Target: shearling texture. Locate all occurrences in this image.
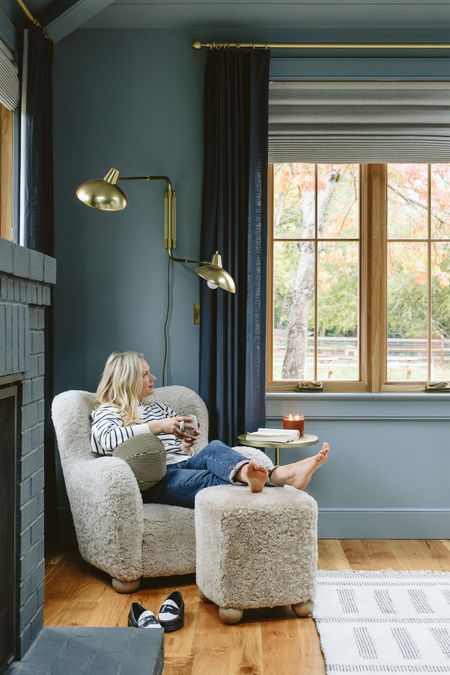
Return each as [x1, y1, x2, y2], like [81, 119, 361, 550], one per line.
[195, 485, 318, 609]
[52, 386, 207, 581]
[141, 503, 196, 576]
[231, 445, 274, 470]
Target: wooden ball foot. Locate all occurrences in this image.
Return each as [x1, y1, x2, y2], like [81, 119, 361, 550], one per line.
[111, 577, 140, 593]
[291, 600, 313, 617]
[218, 607, 243, 624]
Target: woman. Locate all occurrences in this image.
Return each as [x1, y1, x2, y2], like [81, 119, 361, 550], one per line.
[91, 351, 329, 508]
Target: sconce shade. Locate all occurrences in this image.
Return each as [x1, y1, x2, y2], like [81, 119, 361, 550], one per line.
[76, 168, 127, 211]
[196, 252, 236, 293]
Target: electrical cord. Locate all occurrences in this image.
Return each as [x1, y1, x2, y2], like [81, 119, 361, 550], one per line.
[162, 255, 173, 386]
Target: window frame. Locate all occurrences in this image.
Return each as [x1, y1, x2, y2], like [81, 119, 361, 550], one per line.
[267, 162, 448, 393]
[0, 103, 13, 241]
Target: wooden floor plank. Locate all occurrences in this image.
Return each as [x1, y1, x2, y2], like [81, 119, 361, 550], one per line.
[318, 540, 351, 570]
[386, 539, 450, 571]
[360, 540, 404, 570]
[44, 540, 450, 674]
[441, 539, 450, 554]
[190, 609, 242, 675]
[340, 539, 373, 569]
[163, 586, 200, 670]
[420, 540, 450, 571]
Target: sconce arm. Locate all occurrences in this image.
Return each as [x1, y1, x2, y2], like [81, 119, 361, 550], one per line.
[119, 175, 173, 191]
[76, 167, 235, 292]
[167, 248, 211, 266]
[119, 175, 176, 249]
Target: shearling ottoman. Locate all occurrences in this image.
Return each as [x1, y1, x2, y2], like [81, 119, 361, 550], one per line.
[195, 485, 318, 624]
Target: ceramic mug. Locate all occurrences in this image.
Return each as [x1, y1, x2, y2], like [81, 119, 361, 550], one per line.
[179, 414, 198, 436]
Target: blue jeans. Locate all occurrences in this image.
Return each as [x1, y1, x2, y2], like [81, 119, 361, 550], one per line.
[143, 440, 251, 508]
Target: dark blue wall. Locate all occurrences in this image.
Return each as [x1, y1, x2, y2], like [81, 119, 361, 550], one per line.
[53, 26, 449, 396]
[52, 27, 450, 537]
[53, 29, 205, 393]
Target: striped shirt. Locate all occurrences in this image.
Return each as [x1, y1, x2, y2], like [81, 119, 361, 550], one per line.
[90, 401, 190, 465]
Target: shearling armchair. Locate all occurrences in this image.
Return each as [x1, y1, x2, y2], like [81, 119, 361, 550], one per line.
[52, 386, 272, 592]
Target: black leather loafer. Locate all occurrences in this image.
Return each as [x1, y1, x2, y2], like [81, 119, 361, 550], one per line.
[158, 591, 184, 632]
[128, 602, 161, 628]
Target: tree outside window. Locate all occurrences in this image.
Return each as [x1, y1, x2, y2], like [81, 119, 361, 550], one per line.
[268, 162, 450, 391]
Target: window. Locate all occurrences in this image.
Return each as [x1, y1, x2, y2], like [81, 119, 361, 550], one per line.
[267, 163, 450, 392]
[0, 102, 13, 240]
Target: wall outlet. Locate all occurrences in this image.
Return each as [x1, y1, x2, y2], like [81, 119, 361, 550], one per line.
[193, 302, 200, 325]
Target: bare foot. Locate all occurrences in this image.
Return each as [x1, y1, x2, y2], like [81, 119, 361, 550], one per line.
[237, 460, 269, 493]
[270, 443, 329, 491]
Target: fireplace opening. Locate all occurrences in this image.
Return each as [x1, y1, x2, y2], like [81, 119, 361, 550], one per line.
[0, 381, 19, 670]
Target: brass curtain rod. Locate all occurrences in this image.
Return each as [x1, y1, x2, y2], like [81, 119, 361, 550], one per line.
[15, 0, 51, 40]
[192, 39, 450, 50]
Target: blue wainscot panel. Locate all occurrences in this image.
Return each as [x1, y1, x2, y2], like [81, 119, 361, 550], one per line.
[266, 393, 450, 539]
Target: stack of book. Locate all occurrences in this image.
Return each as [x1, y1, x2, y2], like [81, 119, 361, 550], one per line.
[245, 428, 300, 443]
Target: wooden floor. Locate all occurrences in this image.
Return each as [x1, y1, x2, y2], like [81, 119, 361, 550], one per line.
[45, 540, 450, 675]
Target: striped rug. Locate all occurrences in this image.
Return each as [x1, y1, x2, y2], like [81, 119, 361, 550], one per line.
[314, 570, 450, 674]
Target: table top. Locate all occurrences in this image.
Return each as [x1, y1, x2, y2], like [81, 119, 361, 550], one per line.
[237, 433, 319, 449]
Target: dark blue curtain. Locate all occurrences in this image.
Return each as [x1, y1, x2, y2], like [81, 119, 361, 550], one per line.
[22, 27, 57, 548]
[199, 49, 270, 445]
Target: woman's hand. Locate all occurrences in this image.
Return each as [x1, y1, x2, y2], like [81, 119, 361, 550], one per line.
[181, 435, 196, 455]
[148, 416, 200, 439]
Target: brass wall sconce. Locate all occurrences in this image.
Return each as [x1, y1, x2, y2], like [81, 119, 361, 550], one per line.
[76, 168, 236, 293]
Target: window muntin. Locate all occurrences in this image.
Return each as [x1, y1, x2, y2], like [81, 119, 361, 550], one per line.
[268, 162, 450, 391]
[431, 241, 450, 380]
[387, 164, 450, 384]
[270, 163, 361, 387]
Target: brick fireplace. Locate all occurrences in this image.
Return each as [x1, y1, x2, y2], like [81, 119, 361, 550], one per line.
[0, 239, 56, 665]
[0, 239, 163, 675]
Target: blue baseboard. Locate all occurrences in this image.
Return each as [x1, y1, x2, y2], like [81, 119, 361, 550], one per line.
[318, 508, 450, 539]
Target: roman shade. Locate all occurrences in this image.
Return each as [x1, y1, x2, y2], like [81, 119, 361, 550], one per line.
[269, 80, 450, 163]
[0, 39, 19, 110]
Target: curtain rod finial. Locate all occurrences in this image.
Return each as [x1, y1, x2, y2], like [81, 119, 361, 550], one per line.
[192, 39, 202, 50]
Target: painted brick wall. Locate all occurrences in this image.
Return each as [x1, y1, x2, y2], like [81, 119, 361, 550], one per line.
[0, 238, 56, 657]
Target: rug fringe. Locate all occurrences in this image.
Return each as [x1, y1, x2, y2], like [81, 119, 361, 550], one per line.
[318, 570, 450, 578]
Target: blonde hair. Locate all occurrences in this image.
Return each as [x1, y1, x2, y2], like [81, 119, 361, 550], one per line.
[95, 351, 145, 425]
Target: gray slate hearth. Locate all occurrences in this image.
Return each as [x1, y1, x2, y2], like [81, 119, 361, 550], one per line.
[0, 239, 56, 661]
[7, 628, 164, 675]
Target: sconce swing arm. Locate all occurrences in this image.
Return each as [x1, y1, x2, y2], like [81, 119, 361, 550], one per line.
[76, 168, 235, 292]
[119, 175, 209, 264]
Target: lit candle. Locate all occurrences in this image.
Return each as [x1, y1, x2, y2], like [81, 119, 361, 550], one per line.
[283, 413, 304, 436]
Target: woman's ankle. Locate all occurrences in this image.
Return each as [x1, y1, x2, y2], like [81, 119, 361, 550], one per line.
[232, 460, 251, 484]
[268, 466, 282, 486]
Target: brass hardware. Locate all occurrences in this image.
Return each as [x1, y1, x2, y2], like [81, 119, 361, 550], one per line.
[104, 168, 120, 185]
[76, 169, 236, 293]
[164, 191, 176, 250]
[15, 0, 51, 40]
[193, 302, 201, 325]
[196, 251, 236, 293]
[296, 381, 324, 392]
[76, 169, 127, 211]
[425, 381, 450, 392]
[193, 39, 450, 50]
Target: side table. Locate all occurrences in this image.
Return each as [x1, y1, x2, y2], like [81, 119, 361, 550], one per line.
[237, 433, 319, 465]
